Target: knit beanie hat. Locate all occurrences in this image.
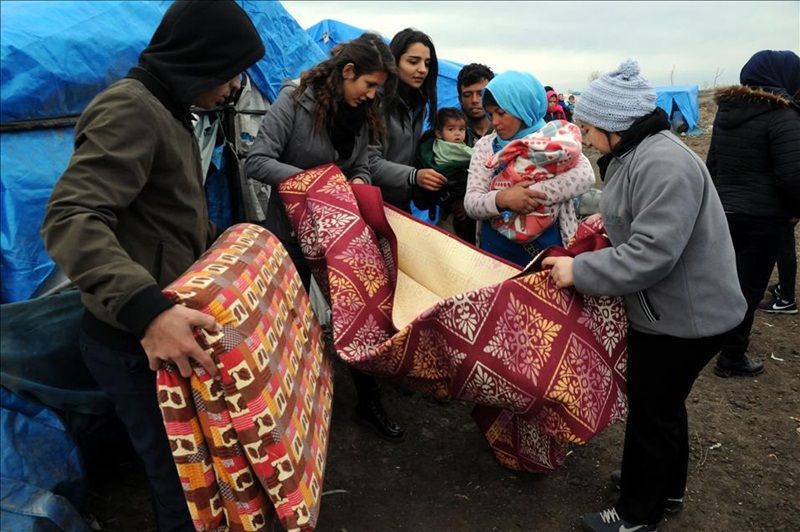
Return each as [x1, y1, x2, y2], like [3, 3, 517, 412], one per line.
[573, 59, 656, 132]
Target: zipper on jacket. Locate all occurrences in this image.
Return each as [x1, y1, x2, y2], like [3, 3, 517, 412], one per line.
[636, 290, 660, 322]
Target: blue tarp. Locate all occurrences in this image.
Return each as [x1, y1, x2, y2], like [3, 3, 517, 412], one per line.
[0, 0, 325, 303]
[655, 85, 702, 136]
[0, 388, 89, 531]
[0, 290, 112, 416]
[306, 19, 464, 111]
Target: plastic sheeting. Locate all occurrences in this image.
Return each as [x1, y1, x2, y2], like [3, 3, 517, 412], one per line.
[306, 19, 464, 111]
[656, 85, 702, 136]
[0, 290, 112, 416]
[0, 388, 89, 531]
[0, 0, 325, 303]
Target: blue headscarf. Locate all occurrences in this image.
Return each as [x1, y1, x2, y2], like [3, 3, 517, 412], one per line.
[482, 71, 547, 148]
[739, 50, 800, 97]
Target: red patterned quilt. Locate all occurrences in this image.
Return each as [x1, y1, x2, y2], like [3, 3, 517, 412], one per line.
[278, 164, 628, 473]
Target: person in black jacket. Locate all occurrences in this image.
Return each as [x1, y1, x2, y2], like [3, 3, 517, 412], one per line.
[706, 49, 800, 377]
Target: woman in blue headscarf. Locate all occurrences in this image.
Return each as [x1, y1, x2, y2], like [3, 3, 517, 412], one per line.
[463, 70, 595, 266]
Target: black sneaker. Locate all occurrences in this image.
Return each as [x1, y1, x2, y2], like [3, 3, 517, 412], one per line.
[767, 283, 781, 300]
[610, 470, 684, 514]
[581, 508, 658, 531]
[714, 355, 765, 377]
[664, 498, 685, 515]
[758, 297, 798, 315]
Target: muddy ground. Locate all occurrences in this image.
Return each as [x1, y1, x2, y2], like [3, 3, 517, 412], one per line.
[84, 91, 800, 531]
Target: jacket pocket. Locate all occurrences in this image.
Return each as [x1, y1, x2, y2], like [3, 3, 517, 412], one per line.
[636, 290, 660, 322]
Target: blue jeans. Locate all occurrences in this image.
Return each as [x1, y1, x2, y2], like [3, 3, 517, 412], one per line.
[79, 330, 193, 532]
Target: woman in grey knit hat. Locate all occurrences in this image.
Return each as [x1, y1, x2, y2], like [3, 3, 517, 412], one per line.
[543, 59, 746, 532]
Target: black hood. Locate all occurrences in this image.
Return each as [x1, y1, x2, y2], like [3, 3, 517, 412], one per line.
[137, 0, 265, 106]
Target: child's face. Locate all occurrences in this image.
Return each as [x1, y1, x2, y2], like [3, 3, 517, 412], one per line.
[436, 118, 466, 143]
[568, 95, 575, 103]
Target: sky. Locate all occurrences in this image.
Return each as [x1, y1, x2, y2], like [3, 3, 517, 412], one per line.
[279, 0, 800, 93]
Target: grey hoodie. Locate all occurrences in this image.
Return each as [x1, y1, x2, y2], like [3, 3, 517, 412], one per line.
[573, 131, 746, 338]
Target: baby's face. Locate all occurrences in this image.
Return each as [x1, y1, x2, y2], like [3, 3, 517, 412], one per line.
[437, 118, 467, 143]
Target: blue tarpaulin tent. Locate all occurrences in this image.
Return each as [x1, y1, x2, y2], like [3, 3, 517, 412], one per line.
[306, 19, 464, 111]
[655, 85, 702, 136]
[0, 0, 325, 303]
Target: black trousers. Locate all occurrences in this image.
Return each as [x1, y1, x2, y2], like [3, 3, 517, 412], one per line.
[80, 330, 193, 532]
[775, 221, 798, 301]
[720, 213, 787, 361]
[295, 263, 380, 400]
[616, 327, 723, 524]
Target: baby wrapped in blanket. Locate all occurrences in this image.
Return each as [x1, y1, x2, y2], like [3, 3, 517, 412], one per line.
[486, 120, 583, 244]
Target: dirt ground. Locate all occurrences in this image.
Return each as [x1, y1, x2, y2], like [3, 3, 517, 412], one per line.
[84, 92, 800, 531]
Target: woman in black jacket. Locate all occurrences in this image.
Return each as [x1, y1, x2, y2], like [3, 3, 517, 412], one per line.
[706, 49, 800, 377]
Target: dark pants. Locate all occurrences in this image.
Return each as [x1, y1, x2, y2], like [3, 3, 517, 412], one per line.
[616, 327, 723, 525]
[720, 213, 787, 361]
[452, 213, 477, 247]
[80, 330, 193, 532]
[775, 221, 798, 301]
[295, 264, 380, 401]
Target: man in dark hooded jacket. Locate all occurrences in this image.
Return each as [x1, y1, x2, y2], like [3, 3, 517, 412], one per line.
[706, 49, 800, 377]
[41, 1, 265, 529]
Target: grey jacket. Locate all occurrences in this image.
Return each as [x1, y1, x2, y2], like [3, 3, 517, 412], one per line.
[368, 98, 426, 208]
[573, 131, 746, 338]
[245, 80, 370, 263]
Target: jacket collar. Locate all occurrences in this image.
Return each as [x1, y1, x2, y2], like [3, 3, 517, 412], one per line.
[714, 85, 796, 109]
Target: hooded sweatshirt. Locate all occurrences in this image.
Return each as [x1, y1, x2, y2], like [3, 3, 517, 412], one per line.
[41, 0, 265, 351]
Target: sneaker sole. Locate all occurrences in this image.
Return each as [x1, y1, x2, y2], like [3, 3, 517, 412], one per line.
[713, 366, 765, 378]
[664, 502, 684, 515]
[758, 308, 798, 315]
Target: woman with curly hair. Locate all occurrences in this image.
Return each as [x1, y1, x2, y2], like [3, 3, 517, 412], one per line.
[245, 33, 406, 442]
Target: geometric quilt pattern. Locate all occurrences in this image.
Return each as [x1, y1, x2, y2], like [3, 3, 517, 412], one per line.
[278, 164, 627, 473]
[156, 224, 332, 531]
